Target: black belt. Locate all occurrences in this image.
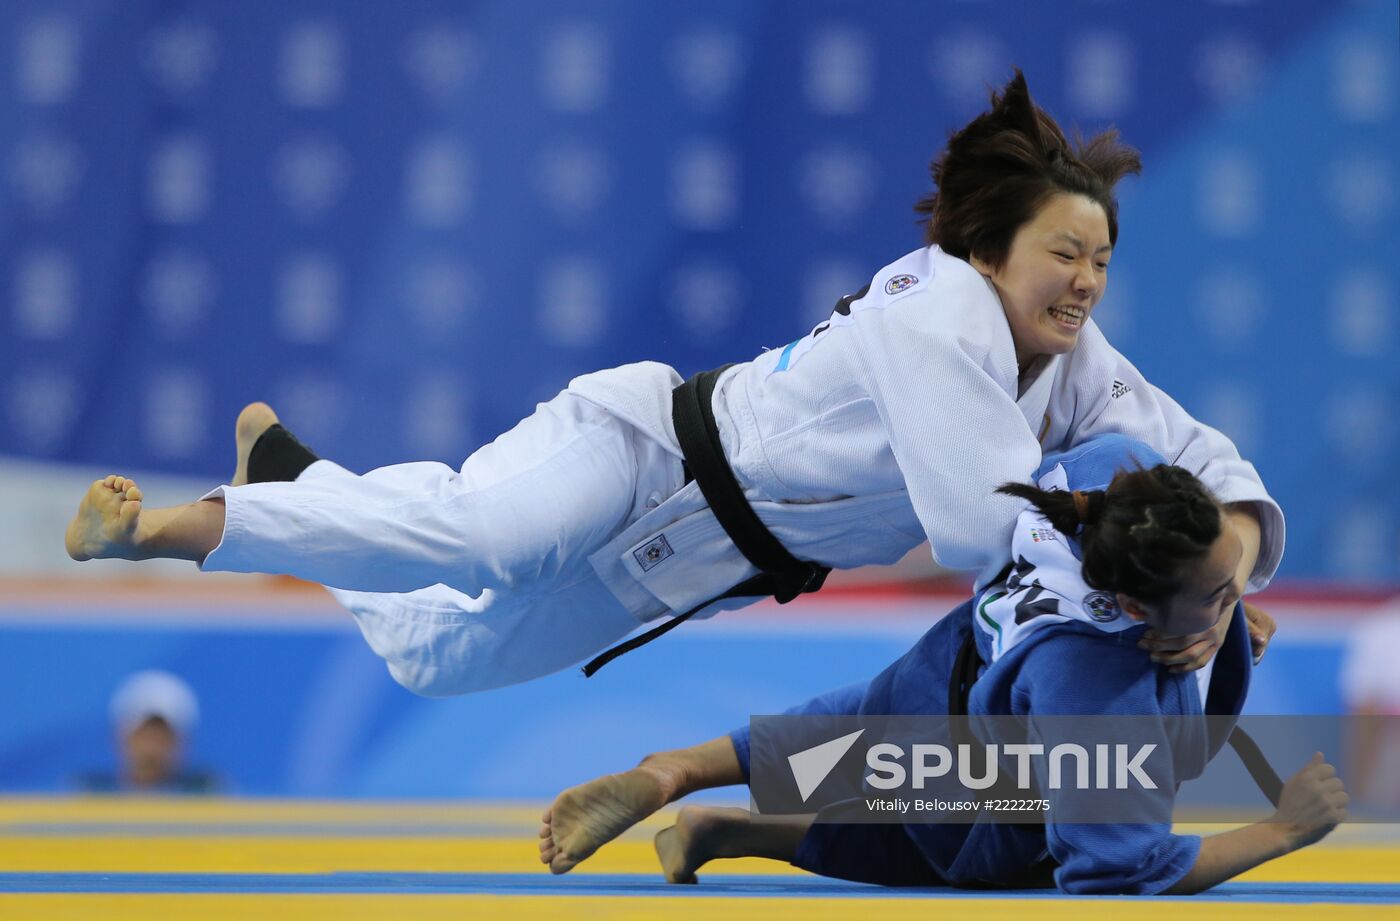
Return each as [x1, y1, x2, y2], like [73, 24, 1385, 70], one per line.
[582, 366, 831, 677]
[949, 630, 1284, 807]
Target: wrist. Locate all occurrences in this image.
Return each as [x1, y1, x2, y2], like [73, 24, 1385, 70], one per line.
[1262, 815, 1306, 855]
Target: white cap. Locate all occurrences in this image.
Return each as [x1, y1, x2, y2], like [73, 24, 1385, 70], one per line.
[109, 670, 200, 735]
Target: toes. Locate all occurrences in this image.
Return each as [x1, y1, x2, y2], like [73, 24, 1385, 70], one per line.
[550, 855, 577, 875]
[118, 490, 143, 531]
[98, 475, 139, 498]
[99, 477, 141, 501]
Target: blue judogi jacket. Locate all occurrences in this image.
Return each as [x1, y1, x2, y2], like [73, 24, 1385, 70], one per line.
[729, 435, 1254, 894]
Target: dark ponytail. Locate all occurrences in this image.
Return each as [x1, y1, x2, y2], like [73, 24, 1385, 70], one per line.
[997, 465, 1221, 604]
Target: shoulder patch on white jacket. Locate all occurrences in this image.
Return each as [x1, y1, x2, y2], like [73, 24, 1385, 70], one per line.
[858, 248, 932, 310]
[884, 273, 919, 295]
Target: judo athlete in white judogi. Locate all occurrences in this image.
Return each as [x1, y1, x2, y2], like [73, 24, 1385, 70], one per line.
[65, 72, 1283, 696]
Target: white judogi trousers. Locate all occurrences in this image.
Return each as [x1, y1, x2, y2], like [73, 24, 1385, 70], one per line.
[202, 388, 686, 695]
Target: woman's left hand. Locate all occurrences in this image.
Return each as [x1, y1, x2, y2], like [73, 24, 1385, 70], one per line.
[1242, 601, 1276, 665]
[1139, 600, 1277, 671]
[1140, 604, 1235, 674]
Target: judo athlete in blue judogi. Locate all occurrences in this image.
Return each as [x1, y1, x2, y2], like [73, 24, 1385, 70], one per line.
[540, 435, 1346, 895]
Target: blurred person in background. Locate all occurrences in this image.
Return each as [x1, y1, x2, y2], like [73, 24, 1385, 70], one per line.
[1341, 608, 1400, 812]
[77, 669, 219, 794]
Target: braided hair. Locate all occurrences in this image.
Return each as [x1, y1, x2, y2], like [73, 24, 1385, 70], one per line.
[997, 465, 1221, 604]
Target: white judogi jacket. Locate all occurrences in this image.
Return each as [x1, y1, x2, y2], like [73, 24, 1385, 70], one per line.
[571, 246, 1284, 624]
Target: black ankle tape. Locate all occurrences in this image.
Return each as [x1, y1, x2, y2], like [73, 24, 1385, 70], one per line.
[247, 424, 320, 483]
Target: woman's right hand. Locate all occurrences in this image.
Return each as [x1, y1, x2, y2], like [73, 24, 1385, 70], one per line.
[1272, 752, 1349, 850]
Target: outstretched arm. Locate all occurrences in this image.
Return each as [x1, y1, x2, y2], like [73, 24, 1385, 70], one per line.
[1165, 753, 1348, 894]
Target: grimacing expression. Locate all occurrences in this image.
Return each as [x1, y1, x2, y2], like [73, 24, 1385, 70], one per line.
[970, 193, 1112, 371]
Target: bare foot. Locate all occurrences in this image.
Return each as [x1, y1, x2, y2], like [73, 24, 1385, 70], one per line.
[232, 402, 280, 487]
[540, 759, 685, 875]
[65, 476, 145, 561]
[654, 805, 751, 884]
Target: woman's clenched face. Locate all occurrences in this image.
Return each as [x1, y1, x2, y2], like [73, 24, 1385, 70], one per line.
[971, 193, 1112, 373]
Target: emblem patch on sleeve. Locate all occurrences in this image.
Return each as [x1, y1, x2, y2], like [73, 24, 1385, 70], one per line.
[1083, 590, 1121, 623]
[633, 534, 674, 571]
[1111, 379, 1132, 399]
[884, 274, 918, 295]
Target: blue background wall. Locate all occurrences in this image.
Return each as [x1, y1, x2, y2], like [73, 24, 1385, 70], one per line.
[0, 0, 1395, 581]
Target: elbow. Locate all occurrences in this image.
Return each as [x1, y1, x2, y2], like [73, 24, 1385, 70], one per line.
[1160, 876, 1206, 896]
[1059, 871, 1191, 897]
[1054, 840, 1201, 896]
